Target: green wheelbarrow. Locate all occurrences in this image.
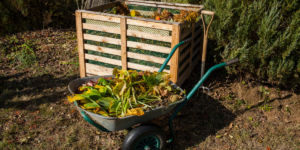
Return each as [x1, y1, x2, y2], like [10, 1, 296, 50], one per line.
[68, 37, 239, 150]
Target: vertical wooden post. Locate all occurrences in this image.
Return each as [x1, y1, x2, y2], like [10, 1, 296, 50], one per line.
[170, 25, 180, 83]
[189, 24, 195, 76]
[76, 11, 86, 78]
[120, 18, 128, 70]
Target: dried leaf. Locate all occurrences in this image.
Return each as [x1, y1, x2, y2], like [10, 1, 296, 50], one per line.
[126, 108, 145, 116]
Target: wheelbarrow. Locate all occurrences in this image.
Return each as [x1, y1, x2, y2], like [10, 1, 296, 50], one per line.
[68, 37, 239, 150]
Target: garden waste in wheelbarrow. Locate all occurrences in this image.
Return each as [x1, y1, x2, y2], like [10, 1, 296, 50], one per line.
[68, 36, 239, 150]
[68, 75, 186, 131]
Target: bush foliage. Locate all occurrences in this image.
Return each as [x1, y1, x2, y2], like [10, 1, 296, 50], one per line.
[201, 0, 300, 87]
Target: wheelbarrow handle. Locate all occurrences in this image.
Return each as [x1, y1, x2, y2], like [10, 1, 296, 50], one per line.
[167, 58, 239, 143]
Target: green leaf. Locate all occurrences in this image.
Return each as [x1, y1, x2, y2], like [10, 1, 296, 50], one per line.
[109, 100, 119, 113]
[97, 97, 115, 109]
[97, 78, 108, 85]
[113, 81, 127, 96]
[88, 89, 102, 100]
[98, 86, 107, 97]
[216, 135, 222, 138]
[84, 103, 100, 109]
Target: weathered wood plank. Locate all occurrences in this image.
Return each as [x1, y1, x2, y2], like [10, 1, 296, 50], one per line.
[127, 41, 171, 54]
[77, 10, 180, 25]
[176, 68, 189, 86]
[126, 19, 173, 30]
[179, 48, 190, 62]
[83, 23, 121, 34]
[127, 30, 172, 42]
[179, 59, 189, 73]
[76, 11, 86, 78]
[193, 37, 201, 49]
[84, 34, 121, 45]
[82, 13, 120, 23]
[84, 44, 121, 56]
[121, 18, 127, 70]
[170, 25, 180, 83]
[180, 27, 192, 40]
[85, 54, 122, 66]
[86, 63, 114, 75]
[188, 25, 195, 76]
[84, 44, 170, 65]
[128, 62, 170, 73]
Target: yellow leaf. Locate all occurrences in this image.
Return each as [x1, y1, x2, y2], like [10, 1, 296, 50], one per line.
[94, 85, 103, 89]
[126, 108, 145, 116]
[67, 95, 86, 103]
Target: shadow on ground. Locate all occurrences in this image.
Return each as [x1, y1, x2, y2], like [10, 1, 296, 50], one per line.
[0, 72, 79, 111]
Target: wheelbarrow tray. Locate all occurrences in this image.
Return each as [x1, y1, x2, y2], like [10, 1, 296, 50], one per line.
[68, 75, 186, 132]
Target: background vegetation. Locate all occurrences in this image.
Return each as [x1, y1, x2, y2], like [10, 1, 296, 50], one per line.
[1, 0, 299, 88]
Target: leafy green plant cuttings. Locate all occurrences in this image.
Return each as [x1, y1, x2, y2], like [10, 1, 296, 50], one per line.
[67, 68, 184, 118]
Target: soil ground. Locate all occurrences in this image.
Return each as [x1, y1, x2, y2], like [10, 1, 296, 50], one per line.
[0, 29, 299, 150]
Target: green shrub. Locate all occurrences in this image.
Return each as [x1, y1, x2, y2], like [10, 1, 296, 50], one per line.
[200, 0, 300, 87]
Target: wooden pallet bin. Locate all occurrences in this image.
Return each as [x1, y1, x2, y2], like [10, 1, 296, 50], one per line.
[76, 0, 203, 86]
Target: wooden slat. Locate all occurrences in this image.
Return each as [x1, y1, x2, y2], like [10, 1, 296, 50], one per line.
[127, 41, 171, 54]
[82, 13, 120, 23]
[188, 25, 195, 76]
[121, 18, 127, 70]
[84, 44, 170, 65]
[86, 63, 113, 75]
[84, 34, 121, 45]
[179, 42, 190, 53]
[83, 23, 172, 42]
[88, 1, 120, 11]
[76, 11, 86, 78]
[128, 62, 170, 73]
[84, 44, 121, 56]
[193, 37, 201, 49]
[127, 30, 172, 42]
[180, 48, 190, 62]
[86, 73, 96, 77]
[127, 52, 170, 65]
[179, 59, 189, 73]
[126, 19, 173, 30]
[170, 25, 180, 83]
[78, 10, 180, 26]
[176, 69, 189, 86]
[180, 28, 192, 40]
[84, 34, 171, 54]
[82, 23, 120, 34]
[85, 54, 122, 66]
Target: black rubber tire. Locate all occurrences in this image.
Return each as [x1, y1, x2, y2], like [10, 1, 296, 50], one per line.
[122, 125, 166, 150]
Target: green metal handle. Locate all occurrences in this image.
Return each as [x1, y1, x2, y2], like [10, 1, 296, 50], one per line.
[158, 38, 193, 72]
[75, 101, 110, 132]
[167, 58, 239, 142]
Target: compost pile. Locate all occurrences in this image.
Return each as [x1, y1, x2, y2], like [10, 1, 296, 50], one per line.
[103, 3, 200, 24]
[68, 68, 184, 117]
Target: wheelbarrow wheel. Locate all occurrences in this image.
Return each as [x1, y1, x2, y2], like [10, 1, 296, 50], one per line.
[122, 125, 166, 150]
